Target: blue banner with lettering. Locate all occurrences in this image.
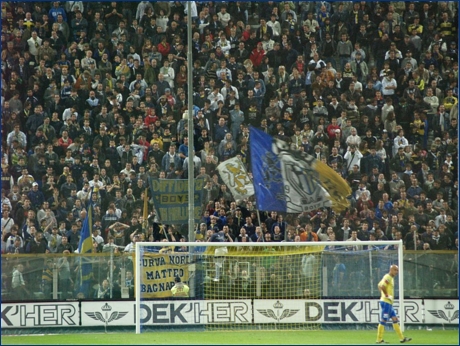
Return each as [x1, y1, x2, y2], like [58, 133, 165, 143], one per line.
[149, 179, 204, 224]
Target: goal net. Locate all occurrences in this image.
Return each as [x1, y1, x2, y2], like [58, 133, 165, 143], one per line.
[135, 240, 403, 333]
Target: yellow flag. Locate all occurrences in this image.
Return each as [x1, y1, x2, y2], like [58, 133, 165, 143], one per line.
[315, 161, 351, 212]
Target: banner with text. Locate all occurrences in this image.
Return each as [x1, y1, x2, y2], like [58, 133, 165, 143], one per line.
[149, 179, 204, 224]
[1, 302, 79, 328]
[139, 253, 190, 298]
[80, 300, 252, 326]
[136, 300, 252, 325]
[3, 299, 457, 328]
[253, 299, 459, 324]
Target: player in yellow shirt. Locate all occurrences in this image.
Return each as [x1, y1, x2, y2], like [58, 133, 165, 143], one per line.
[376, 265, 412, 344]
[171, 275, 189, 297]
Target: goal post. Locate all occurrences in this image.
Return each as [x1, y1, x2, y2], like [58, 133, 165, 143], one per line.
[135, 240, 404, 333]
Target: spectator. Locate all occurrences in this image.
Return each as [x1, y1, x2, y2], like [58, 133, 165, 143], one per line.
[28, 182, 45, 209]
[11, 264, 30, 300]
[26, 229, 48, 253]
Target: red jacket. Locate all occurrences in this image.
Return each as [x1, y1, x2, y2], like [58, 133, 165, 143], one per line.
[250, 48, 265, 68]
[144, 114, 158, 128]
[137, 138, 150, 162]
[157, 42, 170, 57]
[58, 137, 73, 151]
[326, 124, 340, 140]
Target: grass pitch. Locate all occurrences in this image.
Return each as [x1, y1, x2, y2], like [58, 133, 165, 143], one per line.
[1, 329, 458, 345]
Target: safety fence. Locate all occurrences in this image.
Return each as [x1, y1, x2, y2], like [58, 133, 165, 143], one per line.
[1, 250, 457, 302]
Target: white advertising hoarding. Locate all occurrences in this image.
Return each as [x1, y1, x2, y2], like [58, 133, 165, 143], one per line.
[80, 300, 252, 326]
[81, 301, 133, 327]
[1, 302, 79, 328]
[254, 299, 306, 323]
[253, 299, 459, 325]
[2, 299, 457, 328]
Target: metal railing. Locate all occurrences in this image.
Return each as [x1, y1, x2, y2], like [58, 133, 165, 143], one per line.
[1, 250, 457, 302]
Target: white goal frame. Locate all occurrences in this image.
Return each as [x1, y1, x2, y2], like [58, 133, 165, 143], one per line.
[135, 240, 404, 333]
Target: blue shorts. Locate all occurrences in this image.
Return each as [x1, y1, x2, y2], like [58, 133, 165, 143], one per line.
[379, 301, 397, 322]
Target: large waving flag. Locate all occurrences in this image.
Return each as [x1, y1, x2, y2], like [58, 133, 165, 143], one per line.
[77, 199, 93, 298]
[217, 157, 254, 200]
[249, 127, 350, 213]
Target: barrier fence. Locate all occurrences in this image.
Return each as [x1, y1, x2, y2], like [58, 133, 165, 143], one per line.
[2, 251, 135, 301]
[1, 250, 457, 302]
[1, 251, 458, 332]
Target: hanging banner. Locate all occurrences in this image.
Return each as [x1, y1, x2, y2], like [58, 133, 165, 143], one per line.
[139, 253, 190, 298]
[149, 179, 204, 224]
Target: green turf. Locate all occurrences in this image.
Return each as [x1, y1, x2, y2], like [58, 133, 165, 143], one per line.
[1, 330, 458, 345]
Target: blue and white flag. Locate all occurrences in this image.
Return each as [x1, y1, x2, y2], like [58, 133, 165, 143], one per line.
[250, 127, 336, 213]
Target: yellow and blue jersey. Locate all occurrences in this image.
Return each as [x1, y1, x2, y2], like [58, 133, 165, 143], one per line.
[379, 273, 394, 304]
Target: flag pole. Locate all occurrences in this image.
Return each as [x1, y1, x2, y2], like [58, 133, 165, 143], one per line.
[257, 210, 265, 242]
[244, 161, 263, 241]
[77, 187, 94, 298]
[142, 187, 149, 234]
[187, 0, 195, 243]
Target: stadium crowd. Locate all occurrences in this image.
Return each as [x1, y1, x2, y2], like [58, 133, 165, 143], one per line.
[1, 0, 459, 270]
